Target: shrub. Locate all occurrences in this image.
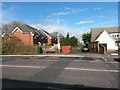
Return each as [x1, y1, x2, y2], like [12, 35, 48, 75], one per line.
[60, 36, 78, 47]
[2, 35, 23, 54]
[13, 45, 37, 55]
[2, 35, 37, 54]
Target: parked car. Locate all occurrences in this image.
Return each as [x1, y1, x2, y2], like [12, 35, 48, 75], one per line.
[82, 46, 89, 52]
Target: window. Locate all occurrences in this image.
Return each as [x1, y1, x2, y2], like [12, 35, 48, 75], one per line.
[112, 35, 114, 37]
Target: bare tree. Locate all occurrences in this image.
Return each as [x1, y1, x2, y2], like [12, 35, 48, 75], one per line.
[2, 21, 24, 33]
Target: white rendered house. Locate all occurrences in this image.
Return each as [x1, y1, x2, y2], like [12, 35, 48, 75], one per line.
[91, 27, 120, 51]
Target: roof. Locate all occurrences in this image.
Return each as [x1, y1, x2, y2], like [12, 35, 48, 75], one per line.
[96, 30, 116, 42]
[42, 29, 50, 35]
[2, 23, 47, 37]
[50, 32, 64, 38]
[91, 27, 120, 42]
[39, 29, 52, 38]
[25, 24, 42, 36]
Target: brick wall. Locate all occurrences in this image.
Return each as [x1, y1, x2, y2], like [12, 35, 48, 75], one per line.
[11, 29, 33, 46]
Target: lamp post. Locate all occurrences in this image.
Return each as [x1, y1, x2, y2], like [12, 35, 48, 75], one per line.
[57, 17, 60, 53]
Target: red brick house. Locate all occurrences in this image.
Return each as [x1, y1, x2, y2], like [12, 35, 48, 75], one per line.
[2, 24, 54, 46]
[39, 29, 52, 45]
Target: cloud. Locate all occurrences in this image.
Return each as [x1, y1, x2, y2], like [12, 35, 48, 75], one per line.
[47, 15, 52, 19]
[91, 15, 104, 19]
[93, 7, 102, 10]
[64, 7, 71, 10]
[53, 7, 87, 16]
[64, 7, 87, 11]
[46, 18, 58, 22]
[47, 18, 64, 23]
[31, 23, 88, 42]
[64, 7, 87, 13]
[76, 20, 95, 24]
[53, 11, 70, 16]
[35, 18, 64, 27]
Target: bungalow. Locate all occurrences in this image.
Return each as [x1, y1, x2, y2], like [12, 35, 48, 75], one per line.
[91, 27, 120, 51]
[2, 24, 54, 46]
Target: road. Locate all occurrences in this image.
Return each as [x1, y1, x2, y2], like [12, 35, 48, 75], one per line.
[1, 55, 119, 89]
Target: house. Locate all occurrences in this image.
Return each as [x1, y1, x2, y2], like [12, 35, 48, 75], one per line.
[91, 27, 120, 51]
[50, 32, 64, 44]
[2, 23, 54, 46]
[39, 29, 52, 45]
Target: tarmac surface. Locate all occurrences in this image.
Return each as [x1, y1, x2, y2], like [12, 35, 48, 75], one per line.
[1, 53, 119, 89]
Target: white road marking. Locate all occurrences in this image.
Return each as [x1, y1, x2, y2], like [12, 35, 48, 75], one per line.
[106, 62, 118, 64]
[0, 65, 46, 69]
[34, 60, 58, 61]
[111, 53, 118, 56]
[42, 60, 59, 61]
[74, 60, 118, 64]
[102, 57, 107, 61]
[65, 68, 119, 73]
[74, 60, 100, 62]
[1, 65, 119, 73]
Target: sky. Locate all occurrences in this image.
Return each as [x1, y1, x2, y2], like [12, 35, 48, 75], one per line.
[2, 2, 118, 42]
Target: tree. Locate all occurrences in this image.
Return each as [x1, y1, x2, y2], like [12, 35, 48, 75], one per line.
[66, 32, 69, 38]
[70, 36, 78, 47]
[2, 35, 22, 53]
[60, 33, 78, 47]
[2, 21, 23, 33]
[82, 32, 91, 46]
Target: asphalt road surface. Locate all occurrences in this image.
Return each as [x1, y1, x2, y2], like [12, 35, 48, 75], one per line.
[1, 55, 119, 89]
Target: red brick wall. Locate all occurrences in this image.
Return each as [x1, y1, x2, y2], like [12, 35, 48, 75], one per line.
[11, 30, 33, 46]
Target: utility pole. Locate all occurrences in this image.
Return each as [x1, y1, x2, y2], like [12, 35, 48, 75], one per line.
[57, 17, 60, 53]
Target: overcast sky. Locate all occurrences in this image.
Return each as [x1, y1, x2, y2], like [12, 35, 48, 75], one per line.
[2, 2, 118, 41]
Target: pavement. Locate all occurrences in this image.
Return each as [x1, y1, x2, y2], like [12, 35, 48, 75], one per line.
[1, 53, 119, 89]
[0, 52, 103, 58]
